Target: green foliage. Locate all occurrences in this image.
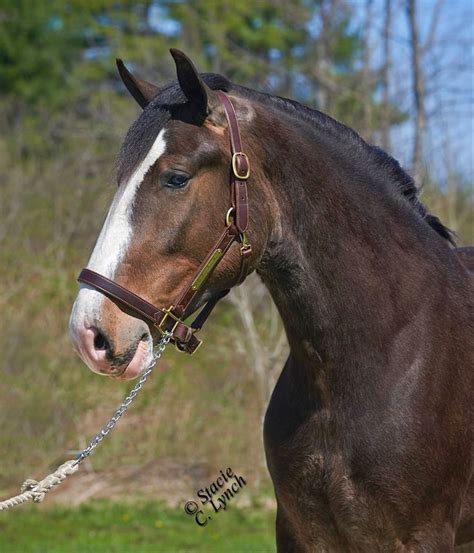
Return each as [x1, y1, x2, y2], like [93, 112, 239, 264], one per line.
[0, 1, 166, 109]
[0, 500, 276, 552]
[0, 1, 84, 107]
[0, 0, 403, 133]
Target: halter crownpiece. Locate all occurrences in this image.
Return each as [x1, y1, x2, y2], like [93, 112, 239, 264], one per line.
[78, 91, 252, 354]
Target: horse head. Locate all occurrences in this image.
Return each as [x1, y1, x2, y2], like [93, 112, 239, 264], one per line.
[69, 50, 274, 379]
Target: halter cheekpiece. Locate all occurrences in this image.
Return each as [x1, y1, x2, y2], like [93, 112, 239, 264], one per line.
[78, 91, 251, 354]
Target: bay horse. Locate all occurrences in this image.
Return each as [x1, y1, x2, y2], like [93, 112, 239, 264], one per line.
[69, 50, 473, 551]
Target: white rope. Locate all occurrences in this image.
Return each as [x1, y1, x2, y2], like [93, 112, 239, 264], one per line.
[0, 460, 79, 511]
[0, 332, 171, 511]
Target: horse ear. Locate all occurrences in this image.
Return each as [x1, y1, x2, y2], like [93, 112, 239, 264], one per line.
[116, 59, 159, 109]
[170, 48, 217, 115]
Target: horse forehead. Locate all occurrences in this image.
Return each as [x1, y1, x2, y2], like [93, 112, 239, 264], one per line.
[165, 119, 219, 152]
[118, 103, 171, 182]
[119, 107, 228, 186]
[149, 124, 227, 173]
[118, 126, 169, 187]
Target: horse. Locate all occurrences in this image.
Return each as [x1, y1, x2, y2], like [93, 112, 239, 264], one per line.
[69, 50, 473, 552]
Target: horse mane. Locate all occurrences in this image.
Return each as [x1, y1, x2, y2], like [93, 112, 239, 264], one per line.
[199, 73, 454, 245]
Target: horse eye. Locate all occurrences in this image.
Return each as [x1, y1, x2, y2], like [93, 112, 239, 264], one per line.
[164, 172, 190, 189]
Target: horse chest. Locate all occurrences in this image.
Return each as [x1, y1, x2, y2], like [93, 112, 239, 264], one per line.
[268, 433, 406, 551]
[264, 393, 399, 550]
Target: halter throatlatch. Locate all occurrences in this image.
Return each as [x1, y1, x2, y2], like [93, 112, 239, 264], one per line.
[78, 91, 252, 354]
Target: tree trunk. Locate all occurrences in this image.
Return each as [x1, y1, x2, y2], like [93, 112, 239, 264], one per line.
[406, 0, 426, 183]
[314, 0, 334, 111]
[381, 0, 392, 152]
[361, 0, 374, 139]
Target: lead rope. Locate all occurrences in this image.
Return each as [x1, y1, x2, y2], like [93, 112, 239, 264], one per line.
[0, 332, 172, 511]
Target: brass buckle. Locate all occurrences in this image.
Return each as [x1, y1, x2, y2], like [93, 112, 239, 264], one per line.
[154, 306, 181, 336]
[232, 152, 250, 179]
[155, 306, 203, 355]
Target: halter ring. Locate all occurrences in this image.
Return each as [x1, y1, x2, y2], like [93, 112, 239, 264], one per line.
[226, 207, 235, 227]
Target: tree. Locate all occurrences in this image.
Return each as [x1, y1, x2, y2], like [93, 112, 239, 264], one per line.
[0, 1, 91, 108]
[380, 0, 392, 151]
[406, 0, 426, 183]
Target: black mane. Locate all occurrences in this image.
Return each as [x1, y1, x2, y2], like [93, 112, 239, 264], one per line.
[119, 72, 454, 244]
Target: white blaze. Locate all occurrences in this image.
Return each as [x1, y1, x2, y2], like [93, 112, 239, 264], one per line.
[70, 129, 167, 326]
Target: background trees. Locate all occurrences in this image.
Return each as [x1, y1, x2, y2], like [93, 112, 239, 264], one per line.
[0, 0, 472, 497]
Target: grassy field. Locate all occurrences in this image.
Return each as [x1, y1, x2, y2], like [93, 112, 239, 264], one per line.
[0, 500, 276, 553]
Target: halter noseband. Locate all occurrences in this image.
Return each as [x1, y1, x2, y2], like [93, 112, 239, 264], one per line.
[78, 91, 252, 354]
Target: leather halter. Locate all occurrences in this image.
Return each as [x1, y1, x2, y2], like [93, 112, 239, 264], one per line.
[78, 91, 252, 354]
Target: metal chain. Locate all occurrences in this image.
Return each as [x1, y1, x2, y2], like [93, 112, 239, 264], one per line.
[73, 332, 172, 466]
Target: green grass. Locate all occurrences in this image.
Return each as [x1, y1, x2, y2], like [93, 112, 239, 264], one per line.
[0, 500, 276, 553]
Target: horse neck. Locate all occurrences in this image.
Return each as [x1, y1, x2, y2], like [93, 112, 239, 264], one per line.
[255, 110, 457, 398]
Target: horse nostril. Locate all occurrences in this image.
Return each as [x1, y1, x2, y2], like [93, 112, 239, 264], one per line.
[93, 329, 110, 352]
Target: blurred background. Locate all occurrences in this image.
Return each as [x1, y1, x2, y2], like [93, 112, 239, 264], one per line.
[0, 0, 472, 550]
